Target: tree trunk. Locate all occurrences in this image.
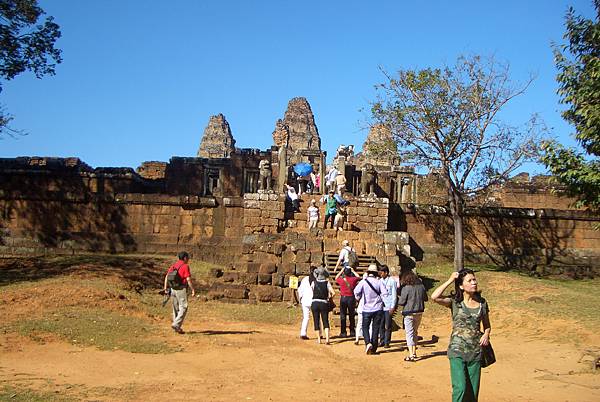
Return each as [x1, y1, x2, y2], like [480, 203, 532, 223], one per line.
[447, 186, 465, 272]
[444, 166, 465, 271]
[452, 210, 465, 271]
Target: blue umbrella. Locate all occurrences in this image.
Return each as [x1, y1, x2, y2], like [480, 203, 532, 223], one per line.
[293, 162, 313, 176]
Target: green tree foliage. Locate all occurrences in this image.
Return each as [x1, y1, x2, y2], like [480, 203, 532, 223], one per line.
[371, 55, 544, 270]
[0, 0, 62, 136]
[542, 1, 600, 210]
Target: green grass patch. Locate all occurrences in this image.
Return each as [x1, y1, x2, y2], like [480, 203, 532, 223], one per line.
[11, 307, 180, 354]
[416, 261, 600, 330]
[203, 301, 302, 326]
[188, 259, 223, 279]
[0, 385, 74, 402]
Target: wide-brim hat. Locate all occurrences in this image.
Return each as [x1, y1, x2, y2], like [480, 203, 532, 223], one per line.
[314, 266, 330, 280]
[366, 264, 378, 273]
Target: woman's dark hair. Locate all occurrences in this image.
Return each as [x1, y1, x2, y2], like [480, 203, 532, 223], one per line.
[308, 266, 317, 284]
[400, 270, 419, 286]
[177, 251, 189, 261]
[452, 268, 482, 303]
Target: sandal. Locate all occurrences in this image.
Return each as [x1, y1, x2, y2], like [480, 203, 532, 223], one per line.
[404, 355, 416, 362]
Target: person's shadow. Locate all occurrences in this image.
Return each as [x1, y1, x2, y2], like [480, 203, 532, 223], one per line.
[186, 330, 260, 336]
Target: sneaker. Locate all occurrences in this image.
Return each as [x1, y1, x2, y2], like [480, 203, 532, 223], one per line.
[354, 339, 359, 345]
[384, 344, 390, 349]
[338, 333, 347, 338]
[300, 335, 309, 340]
[171, 325, 184, 334]
[365, 343, 373, 355]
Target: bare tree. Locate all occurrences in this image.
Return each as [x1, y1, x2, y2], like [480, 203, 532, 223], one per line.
[371, 55, 545, 271]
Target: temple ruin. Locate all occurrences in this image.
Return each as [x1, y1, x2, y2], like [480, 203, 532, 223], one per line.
[0, 97, 599, 302]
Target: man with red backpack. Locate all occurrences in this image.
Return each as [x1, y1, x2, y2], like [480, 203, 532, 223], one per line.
[163, 251, 196, 334]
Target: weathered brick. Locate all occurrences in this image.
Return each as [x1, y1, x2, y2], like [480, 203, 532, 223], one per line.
[288, 239, 306, 251]
[259, 262, 278, 274]
[255, 251, 280, 263]
[305, 239, 323, 252]
[296, 250, 310, 263]
[271, 273, 285, 287]
[240, 273, 258, 285]
[245, 262, 261, 273]
[222, 272, 238, 283]
[282, 287, 295, 302]
[310, 252, 324, 265]
[255, 285, 283, 302]
[282, 250, 296, 263]
[223, 285, 248, 299]
[295, 262, 311, 275]
[279, 262, 296, 275]
[258, 273, 272, 285]
[372, 216, 387, 223]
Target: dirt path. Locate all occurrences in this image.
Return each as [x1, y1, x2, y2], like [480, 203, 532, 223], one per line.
[2, 311, 599, 401]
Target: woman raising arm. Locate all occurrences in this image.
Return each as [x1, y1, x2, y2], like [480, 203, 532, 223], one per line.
[431, 269, 491, 402]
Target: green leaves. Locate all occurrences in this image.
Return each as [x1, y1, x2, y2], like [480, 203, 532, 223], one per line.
[544, 1, 600, 210]
[0, 0, 62, 134]
[371, 55, 542, 195]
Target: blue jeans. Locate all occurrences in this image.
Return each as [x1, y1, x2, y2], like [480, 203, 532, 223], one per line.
[379, 310, 392, 346]
[362, 310, 383, 353]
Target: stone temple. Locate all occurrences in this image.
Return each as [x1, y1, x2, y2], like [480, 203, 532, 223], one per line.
[0, 97, 598, 302]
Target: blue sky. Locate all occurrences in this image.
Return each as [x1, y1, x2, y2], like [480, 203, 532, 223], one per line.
[1, 0, 596, 171]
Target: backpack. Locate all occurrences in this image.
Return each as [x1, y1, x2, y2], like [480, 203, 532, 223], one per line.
[347, 248, 359, 268]
[167, 262, 185, 289]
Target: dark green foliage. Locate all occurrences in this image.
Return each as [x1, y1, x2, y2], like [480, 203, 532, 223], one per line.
[542, 1, 600, 210]
[0, 0, 62, 134]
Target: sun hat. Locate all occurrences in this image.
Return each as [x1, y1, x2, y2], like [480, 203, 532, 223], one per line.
[367, 264, 378, 273]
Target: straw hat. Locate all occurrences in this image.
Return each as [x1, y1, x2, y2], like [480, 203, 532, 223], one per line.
[366, 264, 378, 273]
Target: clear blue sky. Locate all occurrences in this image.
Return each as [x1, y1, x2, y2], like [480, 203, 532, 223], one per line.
[1, 0, 596, 171]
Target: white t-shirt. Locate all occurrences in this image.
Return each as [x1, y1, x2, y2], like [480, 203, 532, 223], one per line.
[338, 246, 352, 263]
[308, 205, 319, 220]
[287, 189, 298, 201]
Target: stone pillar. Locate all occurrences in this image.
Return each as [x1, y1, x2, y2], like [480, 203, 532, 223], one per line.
[278, 147, 287, 191]
[319, 153, 326, 194]
[336, 156, 346, 175]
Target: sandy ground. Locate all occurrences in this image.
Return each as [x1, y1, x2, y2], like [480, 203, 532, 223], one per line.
[2, 304, 600, 401]
[1, 259, 599, 401]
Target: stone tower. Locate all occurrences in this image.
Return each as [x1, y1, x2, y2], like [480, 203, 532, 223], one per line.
[359, 124, 400, 168]
[197, 114, 236, 158]
[272, 97, 321, 153]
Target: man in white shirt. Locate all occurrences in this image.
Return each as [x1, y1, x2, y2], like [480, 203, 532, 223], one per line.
[285, 184, 300, 212]
[326, 167, 339, 193]
[334, 239, 352, 273]
[297, 266, 316, 339]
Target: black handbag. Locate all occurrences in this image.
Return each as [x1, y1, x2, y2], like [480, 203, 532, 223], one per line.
[481, 342, 496, 368]
[327, 297, 336, 312]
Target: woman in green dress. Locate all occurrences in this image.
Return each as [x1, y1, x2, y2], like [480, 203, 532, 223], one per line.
[432, 269, 491, 402]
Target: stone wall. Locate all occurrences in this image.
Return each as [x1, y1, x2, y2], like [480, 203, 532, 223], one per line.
[400, 204, 600, 277]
